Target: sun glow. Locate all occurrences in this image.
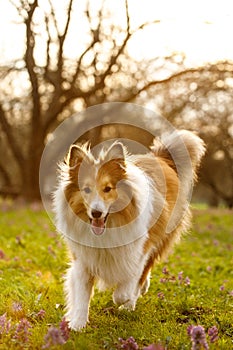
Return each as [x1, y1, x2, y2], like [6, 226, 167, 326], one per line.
[126, 0, 233, 65]
[0, 0, 233, 65]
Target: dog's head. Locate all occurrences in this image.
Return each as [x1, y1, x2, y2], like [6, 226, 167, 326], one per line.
[64, 142, 133, 235]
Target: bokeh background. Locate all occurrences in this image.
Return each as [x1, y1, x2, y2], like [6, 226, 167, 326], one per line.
[0, 0, 232, 207]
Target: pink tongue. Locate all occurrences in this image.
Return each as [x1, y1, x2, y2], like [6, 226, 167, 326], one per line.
[91, 218, 105, 235]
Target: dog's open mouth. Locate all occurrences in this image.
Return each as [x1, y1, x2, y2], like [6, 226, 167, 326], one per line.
[90, 215, 108, 235]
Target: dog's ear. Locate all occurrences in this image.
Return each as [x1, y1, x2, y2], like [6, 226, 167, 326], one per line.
[66, 145, 86, 168]
[104, 142, 126, 163]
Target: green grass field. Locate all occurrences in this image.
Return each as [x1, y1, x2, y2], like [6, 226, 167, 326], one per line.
[0, 206, 232, 349]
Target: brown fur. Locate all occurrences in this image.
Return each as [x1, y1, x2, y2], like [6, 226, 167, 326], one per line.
[54, 131, 205, 330]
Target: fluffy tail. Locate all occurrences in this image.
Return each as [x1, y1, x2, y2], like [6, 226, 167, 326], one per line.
[151, 129, 206, 182]
[151, 130, 206, 233]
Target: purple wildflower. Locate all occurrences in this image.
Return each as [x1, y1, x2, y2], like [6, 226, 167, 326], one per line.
[13, 318, 32, 344]
[178, 271, 183, 281]
[36, 309, 46, 319]
[0, 313, 11, 334]
[184, 276, 191, 286]
[59, 317, 70, 341]
[208, 326, 218, 343]
[117, 336, 139, 349]
[43, 326, 66, 349]
[162, 267, 169, 275]
[157, 292, 165, 299]
[12, 301, 23, 313]
[159, 278, 167, 283]
[187, 325, 209, 350]
[219, 285, 225, 291]
[187, 325, 193, 337]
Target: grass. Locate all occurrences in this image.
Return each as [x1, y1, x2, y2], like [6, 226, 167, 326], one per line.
[0, 205, 232, 349]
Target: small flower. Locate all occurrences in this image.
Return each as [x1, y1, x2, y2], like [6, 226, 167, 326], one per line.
[178, 271, 183, 281]
[187, 325, 209, 350]
[162, 267, 169, 275]
[159, 278, 167, 283]
[42, 326, 66, 349]
[219, 285, 225, 291]
[187, 325, 194, 337]
[208, 326, 218, 343]
[157, 292, 165, 299]
[0, 313, 11, 335]
[12, 301, 23, 313]
[117, 336, 139, 349]
[184, 276, 191, 286]
[13, 318, 32, 344]
[36, 309, 46, 319]
[59, 318, 70, 341]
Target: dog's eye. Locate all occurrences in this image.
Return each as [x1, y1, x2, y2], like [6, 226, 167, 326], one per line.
[83, 187, 91, 194]
[103, 186, 112, 193]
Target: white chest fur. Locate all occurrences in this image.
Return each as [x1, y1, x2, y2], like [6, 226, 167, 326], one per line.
[67, 236, 148, 289]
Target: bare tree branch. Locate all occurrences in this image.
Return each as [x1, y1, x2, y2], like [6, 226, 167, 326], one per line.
[70, 0, 104, 87]
[57, 0, 73, 70]
[123, 68, 201, 102]
[44, 15, 52, 74]
[47, 0, 60, 36]
[125, 0, 130, 34]
[24, 0, 41, 127]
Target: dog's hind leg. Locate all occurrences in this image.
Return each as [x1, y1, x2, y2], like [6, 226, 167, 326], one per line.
[139, 251, 157, 295]
[140, 271, 151, 295]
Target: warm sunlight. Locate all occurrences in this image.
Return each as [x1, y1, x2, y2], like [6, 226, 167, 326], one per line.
[126, 0, 233, 65]
[0, 0, 233, 65]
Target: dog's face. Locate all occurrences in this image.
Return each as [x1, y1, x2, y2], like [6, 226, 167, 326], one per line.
[66, 142, 131, 235]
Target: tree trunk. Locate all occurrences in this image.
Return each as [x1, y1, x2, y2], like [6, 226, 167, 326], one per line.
[22, 158, 41, 201]
[21, 130, 44, 202]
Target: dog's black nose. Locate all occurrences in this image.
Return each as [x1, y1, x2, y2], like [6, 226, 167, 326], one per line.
[91, 210, 102, 219]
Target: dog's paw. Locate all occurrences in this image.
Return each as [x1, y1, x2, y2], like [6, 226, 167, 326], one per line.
[113, 287, 139, 310]
[113, 292, 136, 310]
[65, 314, 88, 331]
[68, 318, 88, 331]
[118, 299, 136, 311]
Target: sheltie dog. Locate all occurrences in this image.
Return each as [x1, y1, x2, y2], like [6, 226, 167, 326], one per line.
[53, 130, 205, 330]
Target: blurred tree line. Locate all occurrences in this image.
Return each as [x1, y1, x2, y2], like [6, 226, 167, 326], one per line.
[0, 0, 232, 207]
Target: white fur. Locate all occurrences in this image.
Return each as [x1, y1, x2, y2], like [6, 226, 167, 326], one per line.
[53, 132, 204, 330]
[53, 161, 157, 330]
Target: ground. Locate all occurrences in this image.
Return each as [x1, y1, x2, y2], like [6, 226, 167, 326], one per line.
[0, 203, 232, 349]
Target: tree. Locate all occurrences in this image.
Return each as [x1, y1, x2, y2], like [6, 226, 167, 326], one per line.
[0, 0, 177, 201]
[1, 1, 232, 206]
[140, 61, 233, 207]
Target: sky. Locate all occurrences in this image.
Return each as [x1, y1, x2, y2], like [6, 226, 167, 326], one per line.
[0, 0, 233, 66]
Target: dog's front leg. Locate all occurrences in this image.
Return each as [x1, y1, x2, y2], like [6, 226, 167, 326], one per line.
[64, 260, 94, 331]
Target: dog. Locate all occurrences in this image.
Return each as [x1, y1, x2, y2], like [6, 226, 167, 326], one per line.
[53, 129, 205, 330]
